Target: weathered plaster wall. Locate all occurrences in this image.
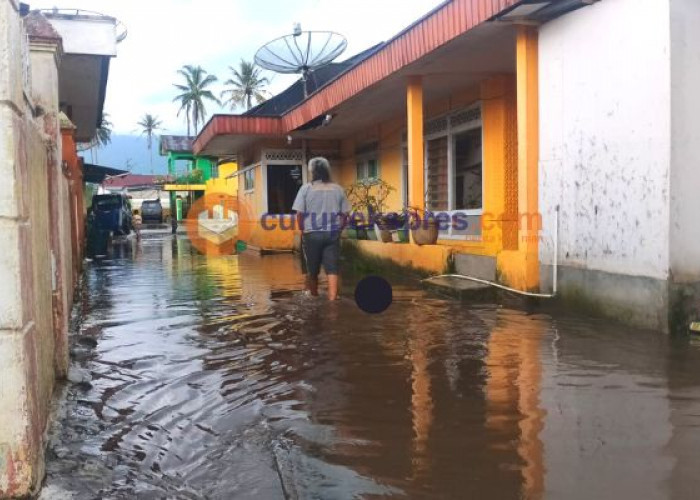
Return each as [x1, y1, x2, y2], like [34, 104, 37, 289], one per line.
[669, 0, 700, 282]
[1, 2, 76, 495]
[1, 1, 55, 495]
[29, 32, 72, 378]
[538, 0, 672, 281]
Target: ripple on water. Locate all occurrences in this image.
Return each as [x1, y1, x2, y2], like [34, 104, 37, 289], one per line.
[42, 237, 700, 499]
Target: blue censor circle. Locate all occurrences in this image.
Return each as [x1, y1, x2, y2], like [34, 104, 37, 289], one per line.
[354, 275, 393, 314]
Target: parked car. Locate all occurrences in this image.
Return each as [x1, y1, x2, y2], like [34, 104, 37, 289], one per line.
[91, 194, 133, 236]
[141, 199, 163, 224]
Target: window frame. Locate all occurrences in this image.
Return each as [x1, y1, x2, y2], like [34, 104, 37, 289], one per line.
[356, 154, 380, 183]
[261, 149, 305, 215]
[241, 166, 256, 193]
[423, 102, 484, 240]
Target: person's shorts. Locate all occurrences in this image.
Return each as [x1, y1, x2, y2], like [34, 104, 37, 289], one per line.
[301, 231, 341, 277]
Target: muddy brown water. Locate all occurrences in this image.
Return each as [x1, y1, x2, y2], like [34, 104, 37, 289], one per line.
[42, 236, 700, 499]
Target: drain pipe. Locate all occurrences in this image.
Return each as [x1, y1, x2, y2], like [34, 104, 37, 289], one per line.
[422, 206, 560, 299]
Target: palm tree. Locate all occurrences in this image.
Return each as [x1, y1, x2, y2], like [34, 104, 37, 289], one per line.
[91, 113, 112, 163]
[137, 113, 163, 173]
[173, 65, 220, 136]
[221, 60, 270, 111]
[95, 113, 112, 147]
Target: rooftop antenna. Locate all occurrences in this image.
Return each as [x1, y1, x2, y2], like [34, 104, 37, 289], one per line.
[254, 23, 347, 98]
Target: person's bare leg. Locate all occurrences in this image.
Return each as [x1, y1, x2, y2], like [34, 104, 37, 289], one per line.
[327, 274, 339, 301]
[307, 276, 319, 296]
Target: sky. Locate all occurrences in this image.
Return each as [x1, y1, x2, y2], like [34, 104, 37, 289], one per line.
[31, 0, 445, 136]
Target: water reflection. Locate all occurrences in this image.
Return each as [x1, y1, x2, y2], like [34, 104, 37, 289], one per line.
[42, 236, 700, 499]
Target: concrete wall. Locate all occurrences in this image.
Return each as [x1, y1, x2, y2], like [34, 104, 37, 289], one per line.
[668, 0, 700, 330]
[669, 0, 700, 282]
[29, 34, 73, 378]
[1, 1, 54, 495]
[0, 2, 78, 495]
[538, 0, 672, 281]
[537, 0, 683, 330]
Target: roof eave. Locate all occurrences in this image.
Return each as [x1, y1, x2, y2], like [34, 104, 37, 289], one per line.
[193, 115, 284, 155]
[194, 0, 521, 155]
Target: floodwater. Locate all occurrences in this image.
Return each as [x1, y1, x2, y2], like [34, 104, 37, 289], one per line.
[42, 235, 700, 499]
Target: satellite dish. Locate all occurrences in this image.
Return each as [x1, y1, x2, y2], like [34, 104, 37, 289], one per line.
[255, 24, 348, 97]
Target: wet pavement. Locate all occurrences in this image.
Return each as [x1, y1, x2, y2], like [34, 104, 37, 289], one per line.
[41, 235, 700, 499]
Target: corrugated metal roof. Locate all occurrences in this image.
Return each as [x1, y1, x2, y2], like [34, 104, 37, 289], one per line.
[83, 163, 127, 184]
[102, 174, 161, 189]
[194, 0, 520, 155]
[160, 135, 194, 155]
[244, 43, 385, 117]
[282, 0, 520, 131]
[194, 116, 284, 155]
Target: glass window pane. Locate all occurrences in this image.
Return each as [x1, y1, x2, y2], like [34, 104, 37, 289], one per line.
[453, 128, 482, 210]
[367, 158, 378, 179]
[356, 161, 365, 180]
[244, 170, 254, 190]
[427, 137, 448, 211]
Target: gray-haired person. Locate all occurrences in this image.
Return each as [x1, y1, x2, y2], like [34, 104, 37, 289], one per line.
[292, 157, 351, 300]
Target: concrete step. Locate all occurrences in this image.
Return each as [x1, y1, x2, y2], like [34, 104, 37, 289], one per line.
[421, 276, 496, 302]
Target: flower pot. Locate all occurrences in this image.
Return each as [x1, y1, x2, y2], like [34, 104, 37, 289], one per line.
[411, 218, 439, 245]
[374, 224, 393, 243]
[391, 228, 409, 243]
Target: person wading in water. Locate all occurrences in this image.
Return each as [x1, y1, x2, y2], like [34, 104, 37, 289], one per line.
[293, 157, 351, 300]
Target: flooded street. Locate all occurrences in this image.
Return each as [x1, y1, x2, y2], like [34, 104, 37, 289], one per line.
[42, 235, 700, 499]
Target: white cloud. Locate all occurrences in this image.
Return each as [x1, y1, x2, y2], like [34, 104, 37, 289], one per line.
[31, 0, 444, 134]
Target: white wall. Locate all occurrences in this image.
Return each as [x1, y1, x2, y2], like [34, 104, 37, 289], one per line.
[670, 0, 700, 282]
[538, 0, 672, 280]
[47, 16, 117, 56]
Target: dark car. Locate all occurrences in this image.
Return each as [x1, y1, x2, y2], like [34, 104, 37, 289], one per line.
[91, 194, 133, 236]
[141, 199, 163, 224]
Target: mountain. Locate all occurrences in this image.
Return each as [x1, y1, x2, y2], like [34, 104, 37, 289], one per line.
[81, 134, 169, 175]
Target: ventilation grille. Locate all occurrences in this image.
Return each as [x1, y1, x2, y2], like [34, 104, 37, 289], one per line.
[264, 150, 303, 162]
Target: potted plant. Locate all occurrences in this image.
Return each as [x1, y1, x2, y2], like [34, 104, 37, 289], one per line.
[408, 207, 439, 245]
[390, 212, 410, 243]
[376, 211, 407, 243]
[345, 179, 395, 242]
[374, 213, 394, 242]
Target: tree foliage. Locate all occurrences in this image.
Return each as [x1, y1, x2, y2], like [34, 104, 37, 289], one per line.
[173, 65, 220, 135]
[221, 60, 270, 111]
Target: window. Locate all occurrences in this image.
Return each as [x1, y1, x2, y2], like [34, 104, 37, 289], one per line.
[211, 163, 220, 179]
[453, 128, 482, 210]
[267, 164, 303, 214]
[424, 103, 483, 239]
[356, 157, 379, 182]
[244, 169, 255, 191]
[173, 159, 192, 177]
[426, 136, 448, 211]
[356, 142, 379, 182]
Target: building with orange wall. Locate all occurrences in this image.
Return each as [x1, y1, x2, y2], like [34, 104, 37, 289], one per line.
[193, 0, 700, 333]
[195, 0, 554, 276]
[59, 112, 86, 284]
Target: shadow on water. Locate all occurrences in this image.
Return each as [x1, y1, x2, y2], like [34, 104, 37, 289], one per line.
[42, 236, 700, 499]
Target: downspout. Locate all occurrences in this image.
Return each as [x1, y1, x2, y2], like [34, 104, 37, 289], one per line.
[422, 206, 560, 299]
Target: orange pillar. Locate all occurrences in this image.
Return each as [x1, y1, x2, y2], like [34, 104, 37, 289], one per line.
[407, 76, 425, 211]
[516, 26, 540, 290]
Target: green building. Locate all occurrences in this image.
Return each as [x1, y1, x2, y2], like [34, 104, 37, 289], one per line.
[160, 135, 217, 221]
